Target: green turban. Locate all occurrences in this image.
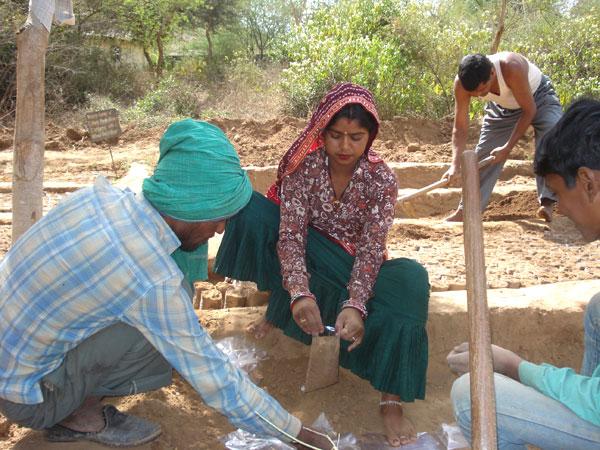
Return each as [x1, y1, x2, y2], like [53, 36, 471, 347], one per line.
[142, 119, 252, 286]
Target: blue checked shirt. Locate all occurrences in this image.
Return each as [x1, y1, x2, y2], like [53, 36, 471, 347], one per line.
[0, 176, 300, 440]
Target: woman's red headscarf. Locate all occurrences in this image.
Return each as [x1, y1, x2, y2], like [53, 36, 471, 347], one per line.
[267, 83, 382, 203]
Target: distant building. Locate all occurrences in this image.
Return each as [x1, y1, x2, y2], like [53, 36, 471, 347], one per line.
[85, 32, 148, 69]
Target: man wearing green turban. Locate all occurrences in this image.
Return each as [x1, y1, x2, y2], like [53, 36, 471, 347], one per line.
[143, 119, 253, 287]
[0, 119, 331, 449]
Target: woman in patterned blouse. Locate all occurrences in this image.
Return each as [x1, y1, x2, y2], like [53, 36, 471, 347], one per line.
[215, 83, 430, 447]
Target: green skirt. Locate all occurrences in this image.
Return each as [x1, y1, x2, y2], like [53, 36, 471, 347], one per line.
[215, 191, 429, 401]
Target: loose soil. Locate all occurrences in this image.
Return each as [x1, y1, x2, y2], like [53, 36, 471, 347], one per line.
[0, 117, 597, 449]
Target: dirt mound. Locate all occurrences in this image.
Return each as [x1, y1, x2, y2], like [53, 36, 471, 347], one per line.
[389, 224, 460, 242]
[209, 116, 304, 166]
[483, 190, 540, 221]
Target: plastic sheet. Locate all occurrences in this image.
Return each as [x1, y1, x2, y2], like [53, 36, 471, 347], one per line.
[222, 413, 359, 450]
[215, 336, 267, 373]
[221, 429, 296, 450]
[438, 423, 470, 450]
[360, 432, 444, 450]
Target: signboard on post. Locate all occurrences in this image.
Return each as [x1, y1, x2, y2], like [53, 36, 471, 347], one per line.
[86, 108, 122, 143]
[85, 109, 122, 174]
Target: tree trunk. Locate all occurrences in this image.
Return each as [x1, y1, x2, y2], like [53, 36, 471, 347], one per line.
[143, 47, 156, 73]
[156, 32, 165, 77]
[490, 0, 507, 53]
[205, 27, 213, 61]
[12, 18, 49, 243]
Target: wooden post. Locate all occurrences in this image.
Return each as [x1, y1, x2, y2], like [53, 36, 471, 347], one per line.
[12, 16, 49, 242]
[461, 151, 498, 449]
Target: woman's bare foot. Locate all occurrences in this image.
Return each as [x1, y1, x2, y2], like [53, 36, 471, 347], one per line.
[58, 397, 104, 432]
[380, 395, 416, 447]
[246, 317, 274, 339]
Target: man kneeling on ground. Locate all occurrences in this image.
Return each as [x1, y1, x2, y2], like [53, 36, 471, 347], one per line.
[0, 119, 331, 449]
[447, 98, 600, 449]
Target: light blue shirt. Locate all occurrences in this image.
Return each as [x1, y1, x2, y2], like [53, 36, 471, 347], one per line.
[520, 361, 600, 426]
[0, 176, 300, 440]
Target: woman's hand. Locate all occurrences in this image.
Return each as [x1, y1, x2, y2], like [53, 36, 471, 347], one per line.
[335, 307, 364, 351]
[292, 297, 324, 336]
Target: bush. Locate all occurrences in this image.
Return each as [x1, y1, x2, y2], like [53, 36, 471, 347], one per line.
[280, 0, 491, 119]
[127, 74, 205, 119]
[45, 32, 149, 114]
[514, 8, 600, 107]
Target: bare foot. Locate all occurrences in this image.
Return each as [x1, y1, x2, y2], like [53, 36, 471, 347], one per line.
[445, 209, 463, 222]
[380, 398, 416, 447]
[58, 397, 104, 432]
[246, 317, 274, 339]
[537, 205, 553, 222]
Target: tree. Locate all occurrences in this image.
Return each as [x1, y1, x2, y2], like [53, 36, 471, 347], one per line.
[110, 0, 201, 77]
[190, 0, 238, 61]
[490, 0, 507, 52]
[239, 0, 291, 61]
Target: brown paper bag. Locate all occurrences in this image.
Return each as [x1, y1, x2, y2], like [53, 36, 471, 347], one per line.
[302, 334, 340, 393]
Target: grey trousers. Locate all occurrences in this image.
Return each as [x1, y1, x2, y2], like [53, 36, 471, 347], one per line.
[0, 323, 171, 430]
[459, 76, 563, 212]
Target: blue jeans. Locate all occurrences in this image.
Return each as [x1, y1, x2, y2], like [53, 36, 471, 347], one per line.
[451, 292, 600, 449]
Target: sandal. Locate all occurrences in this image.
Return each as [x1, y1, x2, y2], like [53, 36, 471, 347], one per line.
[45, 405, 161, 447]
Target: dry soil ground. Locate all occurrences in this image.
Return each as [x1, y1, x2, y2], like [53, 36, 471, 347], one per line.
[0, 117, 598, 449]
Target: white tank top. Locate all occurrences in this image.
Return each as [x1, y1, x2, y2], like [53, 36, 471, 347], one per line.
[481, 52, 542, 110]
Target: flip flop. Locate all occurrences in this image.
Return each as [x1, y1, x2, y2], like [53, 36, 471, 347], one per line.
[45, 405, 161, 447]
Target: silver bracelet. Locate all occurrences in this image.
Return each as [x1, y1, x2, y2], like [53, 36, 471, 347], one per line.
[379, 400, 403, 407]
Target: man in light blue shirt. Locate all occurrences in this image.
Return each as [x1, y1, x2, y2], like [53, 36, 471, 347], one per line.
[447, 98, 600, 449]
[0, 119, 331, 449]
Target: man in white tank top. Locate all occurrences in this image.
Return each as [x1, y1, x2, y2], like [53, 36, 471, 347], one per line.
[443, 52, 563, 222]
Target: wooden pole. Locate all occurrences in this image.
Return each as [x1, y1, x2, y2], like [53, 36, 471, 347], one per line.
[12, 15, 49, 242]
[461, 150, 497, 449]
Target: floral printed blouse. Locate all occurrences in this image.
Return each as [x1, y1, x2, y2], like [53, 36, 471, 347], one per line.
[277, 148, 398, 307]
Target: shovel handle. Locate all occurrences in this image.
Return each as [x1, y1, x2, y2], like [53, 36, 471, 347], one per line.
[397, 155, 496, 203]
[397, 178, 449, 203]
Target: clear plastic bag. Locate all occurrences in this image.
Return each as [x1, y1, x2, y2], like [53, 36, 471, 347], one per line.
[359, 432, 445, 450]
[438, 423, 469, 450]
[222, 412, 360, 450]
[221, 429, 296, 450]
[310, 413, 361, 450]
[215, 336, 267, 373]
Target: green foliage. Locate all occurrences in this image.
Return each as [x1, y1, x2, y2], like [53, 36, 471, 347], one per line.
[238, 0, 292, 61]
[281, 0, 600, 119]
[281, 0, 491, 118]
[129, 74, 204, 117]
[514, 8, 600, 106]
[0, 0, 28, 115]
[45, 32, 148, 113]
[106, 0, 205, 76]
[2, 0, 599, 123]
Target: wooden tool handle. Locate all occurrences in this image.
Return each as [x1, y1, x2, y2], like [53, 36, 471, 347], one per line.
[461, 150, 498, 449]
[397, 178, 449, 203]
[397, 155, 496, 204]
